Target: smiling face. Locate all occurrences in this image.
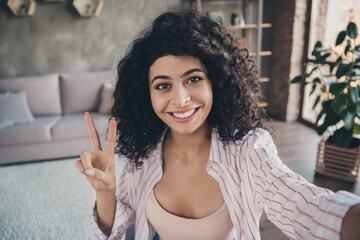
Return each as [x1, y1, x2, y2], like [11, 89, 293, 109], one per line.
[149, 55, 213, 135]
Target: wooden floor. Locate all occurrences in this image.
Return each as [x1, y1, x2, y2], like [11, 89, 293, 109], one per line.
[259, 120, 360, 240]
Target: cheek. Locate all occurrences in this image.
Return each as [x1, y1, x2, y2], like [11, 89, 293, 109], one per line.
[203, 84, 213, 108]
[150, 92, 168, 113]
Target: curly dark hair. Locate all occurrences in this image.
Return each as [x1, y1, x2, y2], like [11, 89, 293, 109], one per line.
[111, 9, 266, 168]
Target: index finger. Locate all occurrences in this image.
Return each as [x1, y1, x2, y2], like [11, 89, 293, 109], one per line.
[84, 112, 102, 152]
[105, 117, 117, 154]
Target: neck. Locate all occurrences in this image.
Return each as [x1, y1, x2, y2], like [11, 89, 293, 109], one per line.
[165, 124, 211, 164]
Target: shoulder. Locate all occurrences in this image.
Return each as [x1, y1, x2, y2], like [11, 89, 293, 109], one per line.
[211, 128, 273, 164]
[224, 128, 274, 152]
[241, 128, 274, 149]
[221, 128, 277, 168]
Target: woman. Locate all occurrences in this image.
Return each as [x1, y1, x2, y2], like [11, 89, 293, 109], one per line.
[75, 10, 360, 240]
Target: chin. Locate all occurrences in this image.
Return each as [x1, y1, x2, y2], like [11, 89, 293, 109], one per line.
[168, 122, 207, 136]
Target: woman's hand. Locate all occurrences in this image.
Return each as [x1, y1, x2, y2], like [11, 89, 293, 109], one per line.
[75, 112, 117, 192]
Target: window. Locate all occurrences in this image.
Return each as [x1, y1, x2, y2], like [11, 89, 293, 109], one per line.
[301, 0, 360, 124]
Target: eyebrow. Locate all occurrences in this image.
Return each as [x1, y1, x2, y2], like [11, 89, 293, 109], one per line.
[151, 68, 204, 84]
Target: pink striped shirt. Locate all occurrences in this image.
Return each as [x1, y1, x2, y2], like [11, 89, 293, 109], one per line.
[90, 128, 360, 240]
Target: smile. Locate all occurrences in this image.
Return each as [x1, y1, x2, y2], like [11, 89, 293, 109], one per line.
[171, 108, 196, 118]
[168, 107, 199, 122]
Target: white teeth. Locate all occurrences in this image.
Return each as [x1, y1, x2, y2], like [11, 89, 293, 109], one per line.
[172, 109, 196, 119]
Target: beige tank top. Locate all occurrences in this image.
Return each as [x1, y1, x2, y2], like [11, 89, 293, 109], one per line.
[145, 189, 235, 240]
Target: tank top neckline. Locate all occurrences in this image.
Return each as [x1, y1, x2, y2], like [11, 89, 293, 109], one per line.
[151, 188, 227, 221]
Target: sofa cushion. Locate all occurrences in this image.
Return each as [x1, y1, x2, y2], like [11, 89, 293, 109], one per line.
[51, 113, 109, 141]
[0, 91, 34, 129]
[98, 82, 115, 114]
[60, 71, 115, 114]
[0, 116, 61, 146]
[0, 74, 61, 116]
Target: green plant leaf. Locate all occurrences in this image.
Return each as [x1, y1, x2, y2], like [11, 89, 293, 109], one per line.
[336, 56, 342, 63]
[313, 77, 321, 84]
[313, 95, 320, 109]
[322, 99, 333, 112]
[347, 22, 358, 39]
[349, 101, 357, 113]
[348, 87, 359, 104]
[345, 43, 350, 56]
[329, 82, 347, 95]
[291, 75, 302, 83]
[331, 93, 348, 114]
[314, 41, 322, 48]
[310, 83, 317, 96]
[315, 53, 331, 64]
[333, 127, 353, 147]
[329, 62, 338, 73]
[317, 113, 341, 135]
[316, 109, 325, 124]
[341, 108, 355, 130]
[354, 123, 360, 135]
[335, 64, 351, 78]
[321, 86, 326, 93]
[312, 42, 323, 58]
[306, 66, 319, 77]
[336, 30, 347, 46]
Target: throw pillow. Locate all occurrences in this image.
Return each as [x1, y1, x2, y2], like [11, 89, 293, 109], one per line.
[0, 91, 35, 129]
[98, 82, 115, 114]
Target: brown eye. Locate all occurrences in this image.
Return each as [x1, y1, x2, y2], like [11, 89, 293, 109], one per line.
[187, 77, 202, 84]
[155, 83, 171, 90]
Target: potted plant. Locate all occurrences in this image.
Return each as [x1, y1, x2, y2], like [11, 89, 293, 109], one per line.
[19, 3, 27, 14]
[292, 21, 360, 181]
[86, 3, 92, 14]
[231, 10, 240, 25]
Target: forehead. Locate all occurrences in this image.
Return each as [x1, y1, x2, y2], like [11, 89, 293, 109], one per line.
[149, 55, 207, 77]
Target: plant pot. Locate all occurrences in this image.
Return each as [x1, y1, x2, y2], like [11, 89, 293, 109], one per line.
[231, 16, 240, 25]
[19, 6, 27, 14]
[315, 139, 360, 182]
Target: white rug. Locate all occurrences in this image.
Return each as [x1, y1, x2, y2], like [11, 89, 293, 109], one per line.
[0, 156, 127, 240]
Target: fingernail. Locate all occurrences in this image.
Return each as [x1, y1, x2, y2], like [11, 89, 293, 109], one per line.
[85, 169, 95, 176]
[111, 117, 115, 121]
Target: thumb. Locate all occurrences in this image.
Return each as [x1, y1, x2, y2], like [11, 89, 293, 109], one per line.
[85, 168, 113, 185]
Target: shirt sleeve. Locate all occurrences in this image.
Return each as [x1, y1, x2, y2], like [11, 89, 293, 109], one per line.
[245, 129, 360, 240]
[89, 162, 135, 240]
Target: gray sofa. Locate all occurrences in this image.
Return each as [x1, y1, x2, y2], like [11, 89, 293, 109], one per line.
[0, 71, 115, 165]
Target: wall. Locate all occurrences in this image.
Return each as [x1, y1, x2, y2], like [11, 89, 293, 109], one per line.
[0, 0, 180, 78]
[267, 0, 309, 121]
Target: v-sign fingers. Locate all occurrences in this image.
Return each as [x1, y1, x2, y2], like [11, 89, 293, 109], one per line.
[84, 112, 102, 152]
[105, 117, 117, 154]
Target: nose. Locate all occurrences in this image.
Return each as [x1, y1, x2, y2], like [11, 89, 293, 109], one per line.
[172, 86, 191, 107]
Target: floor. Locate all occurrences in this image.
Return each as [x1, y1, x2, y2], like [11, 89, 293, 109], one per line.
[259, 120, 360, 239]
